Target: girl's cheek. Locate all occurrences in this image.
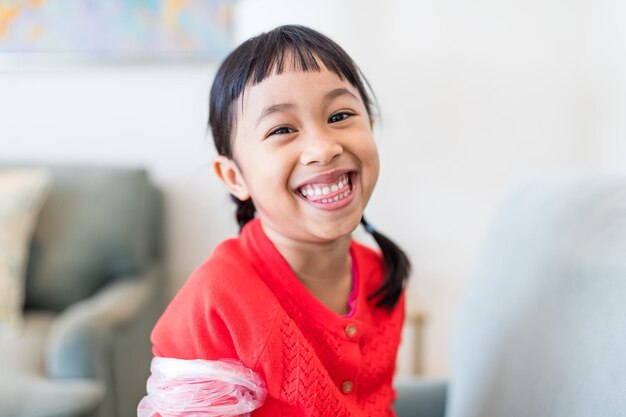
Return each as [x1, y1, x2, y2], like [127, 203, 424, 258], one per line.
[366, 141, 380, 169]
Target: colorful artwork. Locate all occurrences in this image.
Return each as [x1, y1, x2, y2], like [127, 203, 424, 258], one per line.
[0, 0, 233, 60]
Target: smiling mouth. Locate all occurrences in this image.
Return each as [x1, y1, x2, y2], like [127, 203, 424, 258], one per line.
[298, 172, 353, 204]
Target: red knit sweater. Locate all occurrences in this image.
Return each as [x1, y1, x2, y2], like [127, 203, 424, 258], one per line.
[151, 218, 406, 416]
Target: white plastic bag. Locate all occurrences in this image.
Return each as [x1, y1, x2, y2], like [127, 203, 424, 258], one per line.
[137, 357, 267, 417]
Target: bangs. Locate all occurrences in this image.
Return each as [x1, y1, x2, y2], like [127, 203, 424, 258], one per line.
[249, 40, 354, 87]
[238, 25, 368, 107]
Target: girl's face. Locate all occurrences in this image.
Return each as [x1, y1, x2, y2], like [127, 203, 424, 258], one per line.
[215, 65, 379, 244]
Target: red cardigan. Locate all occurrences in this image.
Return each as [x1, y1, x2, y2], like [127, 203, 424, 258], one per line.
[151, 218, 405, 417]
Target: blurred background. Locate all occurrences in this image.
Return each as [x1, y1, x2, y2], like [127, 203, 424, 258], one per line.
[2, 0, 625, 380]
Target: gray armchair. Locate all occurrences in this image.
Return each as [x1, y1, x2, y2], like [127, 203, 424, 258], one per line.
[393, 172, 626, 417]
[0, 165, 164, 417]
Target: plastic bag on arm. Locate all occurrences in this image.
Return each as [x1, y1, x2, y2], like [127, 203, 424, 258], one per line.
[137, 357, 267, 417]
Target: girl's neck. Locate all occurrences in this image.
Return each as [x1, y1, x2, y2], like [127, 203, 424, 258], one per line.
[261, 221, 352, 291]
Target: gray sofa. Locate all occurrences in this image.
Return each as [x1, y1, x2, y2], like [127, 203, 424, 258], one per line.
[393, 172, 626, 417]
[0, 164, 164, 417]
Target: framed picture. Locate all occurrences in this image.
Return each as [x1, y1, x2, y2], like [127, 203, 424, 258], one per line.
[0, 0, 234, 63]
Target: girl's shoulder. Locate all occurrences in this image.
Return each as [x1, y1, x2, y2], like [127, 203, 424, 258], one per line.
[151, 236, 281, 361]
[350, 238, 385, 287]
[183, 236, 277, 307]
[186, 238, 259, 290]
[351, 238, 384, 265]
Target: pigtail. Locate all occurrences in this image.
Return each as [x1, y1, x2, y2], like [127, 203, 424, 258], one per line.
[361, 216, 410, 309]
[233, 196, 256, 231]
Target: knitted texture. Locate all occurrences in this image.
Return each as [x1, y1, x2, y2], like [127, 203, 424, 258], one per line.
[150, 218, 405, 416]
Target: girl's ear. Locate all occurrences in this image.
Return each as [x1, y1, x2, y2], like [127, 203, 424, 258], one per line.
[213, 156, 250, 201]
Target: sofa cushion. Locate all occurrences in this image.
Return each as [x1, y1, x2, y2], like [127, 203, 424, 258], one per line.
[448, 173, 626, 417]
[0, 311, 104, 417]
[22, 166, 155, 312]
[0, 169, 51, 336]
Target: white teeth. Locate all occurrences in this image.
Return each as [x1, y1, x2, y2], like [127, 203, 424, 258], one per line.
[299, 173, 352, 203]
[300, 185, 352, 204]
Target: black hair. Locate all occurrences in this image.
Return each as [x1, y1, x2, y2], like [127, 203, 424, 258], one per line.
[208, 24, 410, 309]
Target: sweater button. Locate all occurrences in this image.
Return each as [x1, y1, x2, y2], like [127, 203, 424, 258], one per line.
[341, 380, 354, 394]
[345, 323, 357, 338]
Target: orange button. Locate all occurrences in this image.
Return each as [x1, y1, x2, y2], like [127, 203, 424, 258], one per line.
[341, 380, 354, 394]
[345, 323, 357, 338]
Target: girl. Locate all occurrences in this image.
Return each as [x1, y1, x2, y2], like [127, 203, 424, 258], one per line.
[140, 24, 410, 417]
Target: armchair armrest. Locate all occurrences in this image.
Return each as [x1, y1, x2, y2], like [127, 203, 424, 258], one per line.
[394, 377, 447, 417]
[45, 264, 160, 379]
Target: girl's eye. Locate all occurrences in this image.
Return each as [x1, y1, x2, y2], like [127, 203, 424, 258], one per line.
[269, 126, 295, 136]
[328, 112, 353, 123]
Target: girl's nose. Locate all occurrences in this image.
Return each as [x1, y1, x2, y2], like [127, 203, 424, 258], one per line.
[299, 130, 343, 166]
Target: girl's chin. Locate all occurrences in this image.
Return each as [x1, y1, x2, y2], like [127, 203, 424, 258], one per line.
[305, 216, 362, 241]
[262, 216, 358, 244]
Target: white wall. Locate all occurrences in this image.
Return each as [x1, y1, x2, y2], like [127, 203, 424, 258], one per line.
[0, 64, 229, 295]
[1, 0, 624, 377]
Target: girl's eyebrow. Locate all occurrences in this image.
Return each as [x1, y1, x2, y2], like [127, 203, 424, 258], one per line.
[256, 103, 295, 127]
[324, 87, 358, 103]
[255, 88, 358, 128]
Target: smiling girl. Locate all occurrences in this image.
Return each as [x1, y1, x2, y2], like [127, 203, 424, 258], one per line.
[140, 25, 410, 417]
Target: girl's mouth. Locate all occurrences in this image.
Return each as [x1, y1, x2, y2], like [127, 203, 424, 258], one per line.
[296, 172, 356, 209]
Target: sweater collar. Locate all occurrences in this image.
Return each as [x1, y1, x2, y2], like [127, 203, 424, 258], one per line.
[240, 218, 365, 329]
